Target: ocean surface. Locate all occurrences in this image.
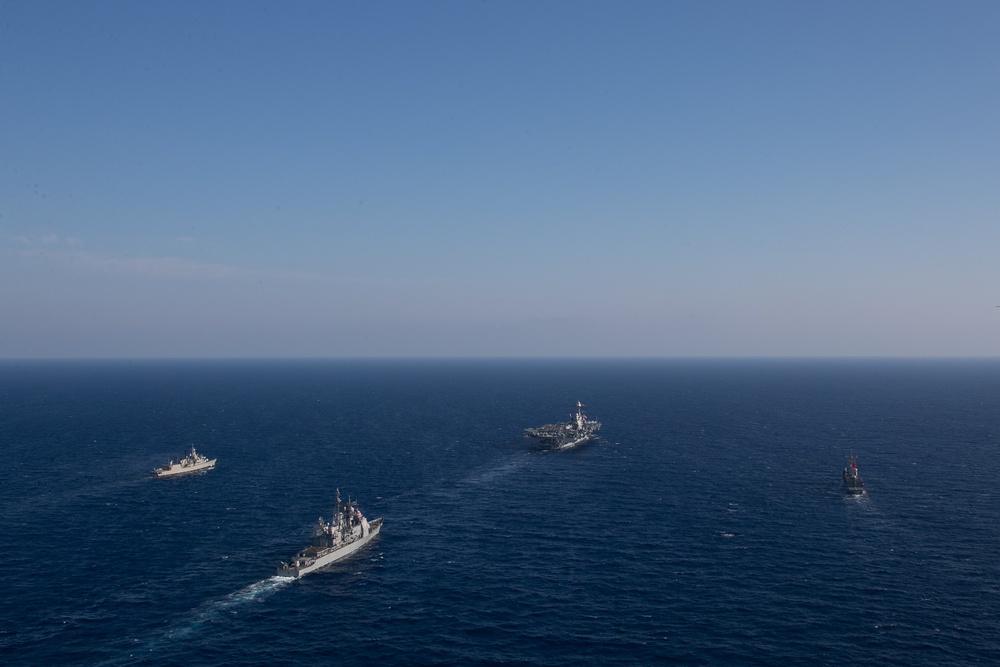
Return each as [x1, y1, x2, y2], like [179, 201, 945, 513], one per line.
[1, 358, 999, 666]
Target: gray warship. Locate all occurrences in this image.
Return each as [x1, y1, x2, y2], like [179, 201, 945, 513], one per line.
[152, 445, 216, 477]
[276, 490, 383, 578]
[843, 452, 865, 494]
[523, 401, 601, 450]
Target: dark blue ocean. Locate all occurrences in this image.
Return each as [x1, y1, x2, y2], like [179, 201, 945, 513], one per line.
[2, 359, 999, 666]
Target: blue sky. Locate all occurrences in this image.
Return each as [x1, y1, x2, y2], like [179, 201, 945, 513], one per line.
[2, 1, 998, 357]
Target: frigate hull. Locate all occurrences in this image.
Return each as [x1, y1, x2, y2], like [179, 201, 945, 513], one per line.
[154, 459, 216, 476]
[152, 446, 216, 477]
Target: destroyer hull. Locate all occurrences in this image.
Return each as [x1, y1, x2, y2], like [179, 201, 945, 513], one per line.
[153, 459, 217, 477]
[277, 519, 382, 578]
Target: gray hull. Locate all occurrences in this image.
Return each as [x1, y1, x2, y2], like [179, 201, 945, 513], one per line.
[843, 465, 864, 494]
[153, 458, 216, 477]
[277, 517, 382, 578]
[555, 434, 596, 450]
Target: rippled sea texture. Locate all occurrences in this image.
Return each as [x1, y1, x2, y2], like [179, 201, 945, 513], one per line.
[1, 359, 999, 666]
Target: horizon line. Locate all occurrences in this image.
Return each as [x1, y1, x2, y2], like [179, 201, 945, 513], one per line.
[2, 355, 999, 362]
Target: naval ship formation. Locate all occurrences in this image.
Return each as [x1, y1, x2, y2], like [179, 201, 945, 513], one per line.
[524, 401, 601, 450]
[277, 490, 383, 578]
[142, 402, 881, 585]
[152, 445, 216, 477]
[843, 452, 865, 494]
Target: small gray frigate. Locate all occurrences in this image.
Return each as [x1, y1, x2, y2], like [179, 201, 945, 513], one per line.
[277, 490, 383, 578]
[152, 445, 216, 477]
[843, 452, 865, 494]
[523, 401, 601, 450]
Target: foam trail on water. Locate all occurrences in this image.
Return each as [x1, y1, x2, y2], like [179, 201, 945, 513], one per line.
[168, 576, 293, 638]
[101, 576, 293, 665]
[374, 451, 532, 511]
[459, 452, 531, 486]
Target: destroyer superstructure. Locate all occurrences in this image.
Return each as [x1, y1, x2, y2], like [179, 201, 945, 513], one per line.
[523, 401, 601, 450]
[843, 452, 865, 494]
[152, 445, 216, 477]
[277, 490, 383, 578]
